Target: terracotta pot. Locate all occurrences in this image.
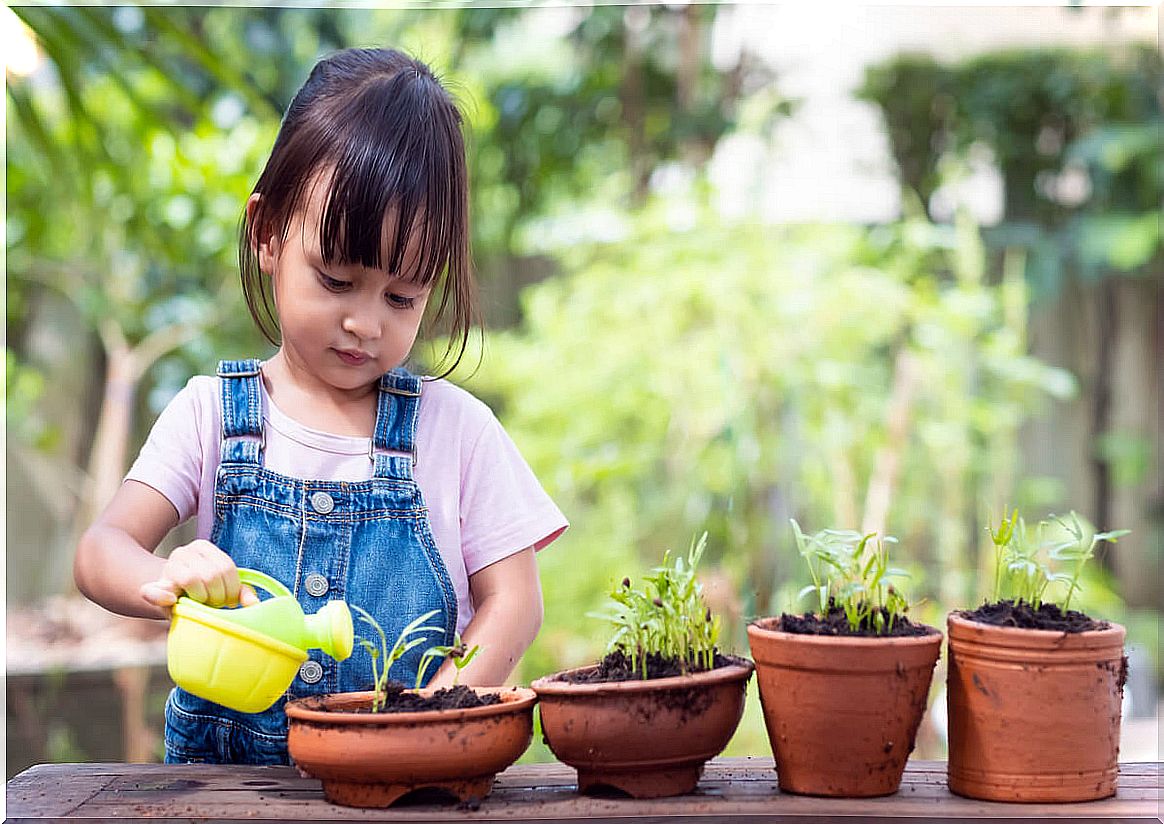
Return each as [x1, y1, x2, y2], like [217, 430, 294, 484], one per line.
[285, 687, 536, 808]
[946, 611, 1126, 802]
[530, 656, 754, 798]
[747, 618, 942, 797]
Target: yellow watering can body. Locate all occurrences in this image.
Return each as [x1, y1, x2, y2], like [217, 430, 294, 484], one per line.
[167, 569, 354, 713]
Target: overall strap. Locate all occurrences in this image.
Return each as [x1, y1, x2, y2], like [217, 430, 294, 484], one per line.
[371, 367, 422, 479]
[217, 359, 265, 466]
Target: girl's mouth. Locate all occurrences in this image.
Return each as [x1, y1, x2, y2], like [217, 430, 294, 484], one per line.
[334, 349, 371, 366]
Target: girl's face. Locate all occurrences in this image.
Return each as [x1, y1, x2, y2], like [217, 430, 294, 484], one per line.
[252, 185, 432, 394]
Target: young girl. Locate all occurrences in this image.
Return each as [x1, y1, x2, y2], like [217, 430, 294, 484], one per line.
[74, 47, 568, 765]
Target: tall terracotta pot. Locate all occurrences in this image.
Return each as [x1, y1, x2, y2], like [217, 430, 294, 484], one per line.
[747, 618, 942, 797]
[531, 656, 754, 798]
[286, 687, 536, 808]
[946, 612, 1126, 802]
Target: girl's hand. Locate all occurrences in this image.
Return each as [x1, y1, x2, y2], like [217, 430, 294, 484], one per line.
[140, 540, 259, 610]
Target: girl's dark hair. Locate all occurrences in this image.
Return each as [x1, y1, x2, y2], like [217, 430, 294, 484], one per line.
[240, 47, 475, 376]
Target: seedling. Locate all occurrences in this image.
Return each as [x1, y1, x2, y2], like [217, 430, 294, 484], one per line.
[416, 635, 482, 689]
[352, 605, 445, 712]
[593, 532, 722, 680]
[790, 519, 911, 634]
[988, 509, 1130, 610]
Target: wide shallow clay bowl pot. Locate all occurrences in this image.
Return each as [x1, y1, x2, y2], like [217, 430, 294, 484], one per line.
[946, 611, 1126, 802]
[531, 655, 754, 798]
[285, 687, 536, 808]
[747, 618, 942, 797]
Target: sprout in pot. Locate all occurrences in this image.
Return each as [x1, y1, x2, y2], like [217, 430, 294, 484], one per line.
[571, 533, 731, 682]
[746, 520, 942, 798]
[285, 608, 536, 808]
[968, 509, 1130, 631]
[351, 606, 493, 712]
[531, 533, 754, 798]
[947, 509, 1131, 803]
[781, 520, 932, 637]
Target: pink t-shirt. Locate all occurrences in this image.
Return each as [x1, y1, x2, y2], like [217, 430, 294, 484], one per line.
[125, 373, 568, 633]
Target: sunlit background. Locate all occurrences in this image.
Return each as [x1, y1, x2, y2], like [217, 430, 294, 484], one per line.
[5, 4, 1160, 775]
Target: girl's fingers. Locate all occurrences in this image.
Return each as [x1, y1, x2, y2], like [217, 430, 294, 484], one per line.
[203, 573, 228, 608]
[186, 544, 233, 606]
[165, 558, 209, 604]
[188, 541, 238, 607]
[164, 541, 252, 607]
[140, 581, 179, 609]
[239, 585, 260, 607]
[221, 570, 241, 607]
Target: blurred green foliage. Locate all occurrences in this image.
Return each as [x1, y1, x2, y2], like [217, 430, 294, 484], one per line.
[459, 200, 1081, 677]
[6, 7, 1159, 717]
[859, 45, 1162, 293]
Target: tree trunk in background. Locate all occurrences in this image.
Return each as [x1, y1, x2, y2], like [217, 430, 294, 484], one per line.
[1107, 277, 1162, 607]
[58, 343, 139, 597]
[1090, 277, 1116, 573]
[1025, 274, 1163, 611]
[68, 320, 201, 592]
[621, 5, 649, 203]
[676, 5, 699, 112]
[81, 345, 138, 532]
[862, 350, 919, 538]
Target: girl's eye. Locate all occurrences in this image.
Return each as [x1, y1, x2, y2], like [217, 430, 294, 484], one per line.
[387, 293, 417, 309]
[318, 272, 351, 291]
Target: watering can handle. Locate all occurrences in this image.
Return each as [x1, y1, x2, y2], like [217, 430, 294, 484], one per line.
[237, 568, 292, 600]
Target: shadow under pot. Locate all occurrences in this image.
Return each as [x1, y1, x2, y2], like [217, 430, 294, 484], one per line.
[946, 611, 1126, 802]
[746, 618, 943, 797]
[285, 687, 537, 808]
[531, 655, 754, 798]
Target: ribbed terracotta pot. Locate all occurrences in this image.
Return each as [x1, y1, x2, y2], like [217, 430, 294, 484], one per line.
[285, 687, 536, 808]
[530, 656, 754, 798]
[747, 618, 942, 797]
[946, 611, 1126, 802]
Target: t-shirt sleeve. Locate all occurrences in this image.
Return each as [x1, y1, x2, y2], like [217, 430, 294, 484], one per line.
[124, 378, 209, 523]
[459, 414, 568, 576]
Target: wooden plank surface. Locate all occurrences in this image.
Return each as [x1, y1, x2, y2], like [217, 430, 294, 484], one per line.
[6, 759, 1160, 822]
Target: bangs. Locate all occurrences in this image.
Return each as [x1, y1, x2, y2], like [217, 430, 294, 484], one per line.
[312, 70, 466, 287]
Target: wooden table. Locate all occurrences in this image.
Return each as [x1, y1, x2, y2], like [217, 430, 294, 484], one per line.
[7, 759, 1160, 822]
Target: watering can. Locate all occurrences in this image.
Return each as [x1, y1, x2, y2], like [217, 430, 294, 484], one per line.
[166, 568, 354, 713]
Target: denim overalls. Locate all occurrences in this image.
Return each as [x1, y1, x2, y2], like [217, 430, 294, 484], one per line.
[163, 358, 458, 764]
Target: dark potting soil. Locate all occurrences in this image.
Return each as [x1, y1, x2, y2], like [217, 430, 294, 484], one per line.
[778, 604, 934, 638]
[960, 599, 1108, 633]
[558, 648, 737, 684]
[357, 682, 501, 713]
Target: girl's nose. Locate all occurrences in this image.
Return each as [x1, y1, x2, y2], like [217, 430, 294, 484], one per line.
[342, 311, 381, 340]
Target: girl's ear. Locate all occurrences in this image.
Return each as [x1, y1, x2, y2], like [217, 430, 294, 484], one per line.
[245, 193, 279, 274]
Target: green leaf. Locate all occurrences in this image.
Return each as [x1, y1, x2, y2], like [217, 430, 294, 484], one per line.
[1093, 529, 1131, 543]
[1076, 213, 1161, 272]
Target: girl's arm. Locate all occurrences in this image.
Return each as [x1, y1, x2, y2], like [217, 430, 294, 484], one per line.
[75, 480, 256, 620]
[427, 547, 543, 688]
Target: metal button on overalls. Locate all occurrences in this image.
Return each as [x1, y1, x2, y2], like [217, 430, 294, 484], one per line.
[310, 491, 334, 514]
[304, 574, 329, 597]
[298, 661, 324, 684]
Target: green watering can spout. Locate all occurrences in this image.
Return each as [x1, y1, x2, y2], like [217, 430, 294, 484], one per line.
[166, 568, 355, 713]
[305, 599, 355, 661]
